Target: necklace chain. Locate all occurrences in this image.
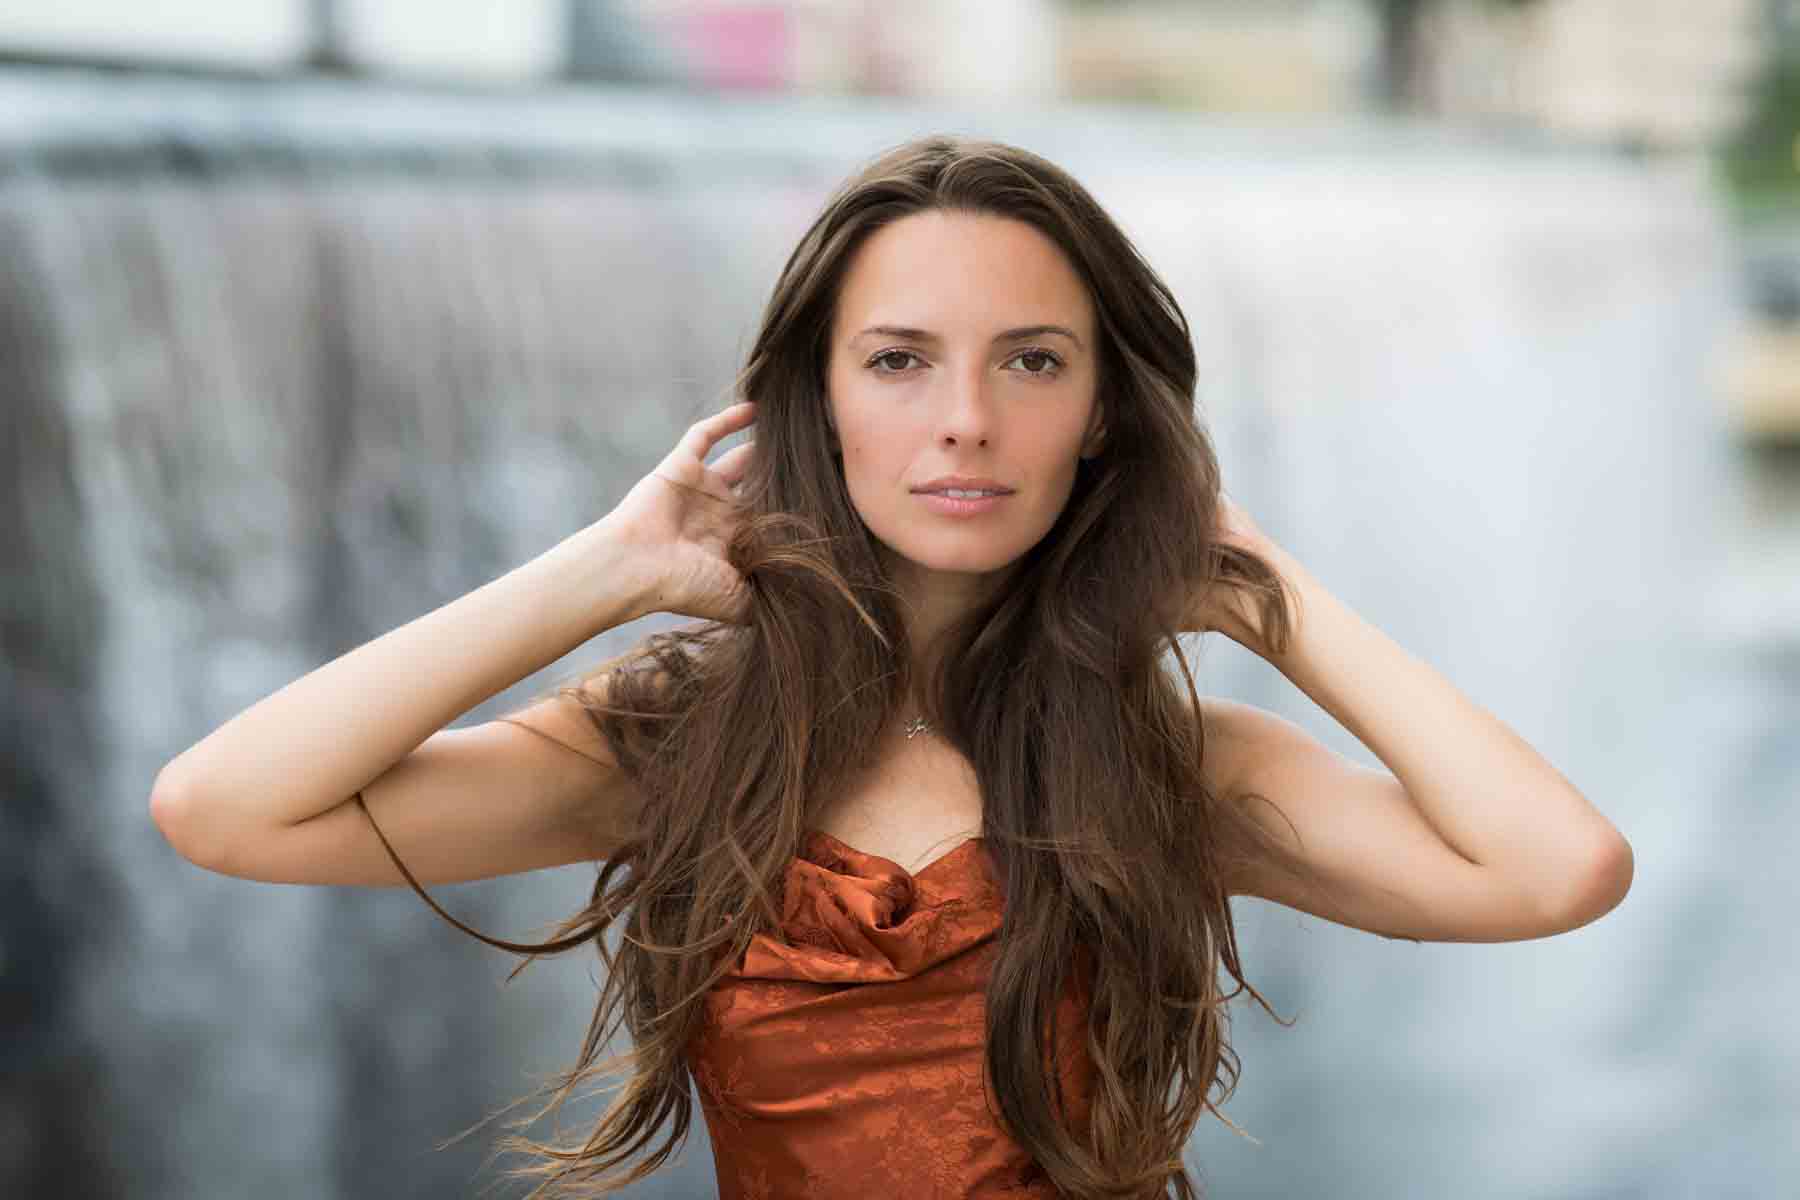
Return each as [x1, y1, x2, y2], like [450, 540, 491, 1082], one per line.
[902, 715, 932, 740]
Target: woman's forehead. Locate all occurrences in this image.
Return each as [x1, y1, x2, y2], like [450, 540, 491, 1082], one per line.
[832, 211, 1093, 340]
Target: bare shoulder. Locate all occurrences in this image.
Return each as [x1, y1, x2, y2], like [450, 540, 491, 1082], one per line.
[1186, 695, 1276, 803]
[1184, 695, 1334, 901]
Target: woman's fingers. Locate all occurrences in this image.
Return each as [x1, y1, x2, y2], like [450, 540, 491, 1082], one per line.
[679, 400, 757, 464]
[708, 439, 756, 488]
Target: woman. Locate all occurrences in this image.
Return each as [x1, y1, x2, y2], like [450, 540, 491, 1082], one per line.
[151, 135, 1634, 1198]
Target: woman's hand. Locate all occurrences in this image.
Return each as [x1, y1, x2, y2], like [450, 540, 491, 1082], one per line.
[600, 400, 759, 625]
[1211, 489, 1267, 557]
[1186, 490, 1284, 645]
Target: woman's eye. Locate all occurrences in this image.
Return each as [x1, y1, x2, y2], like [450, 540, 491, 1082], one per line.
[1008, 349, 1064, 376]
[868, 349, 921, 374]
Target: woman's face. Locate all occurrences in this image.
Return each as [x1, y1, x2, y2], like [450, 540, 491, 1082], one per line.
[824, 209, 1105, 579]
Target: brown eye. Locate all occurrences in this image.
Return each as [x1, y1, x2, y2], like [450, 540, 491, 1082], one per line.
[1008, 348, 1064, 376]
[868, 350, 921, 374]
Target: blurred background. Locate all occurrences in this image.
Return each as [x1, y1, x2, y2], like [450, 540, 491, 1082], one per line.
[2, 2, 1794, 1197]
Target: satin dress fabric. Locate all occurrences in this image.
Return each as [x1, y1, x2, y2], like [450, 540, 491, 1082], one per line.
[685, 828, 1096, 1199]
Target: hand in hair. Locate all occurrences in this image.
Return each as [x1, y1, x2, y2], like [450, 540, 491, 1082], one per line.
[601, 400, 759, 625]
[1185, 490, 1289, 649]
[1205, 490, 1264, 554]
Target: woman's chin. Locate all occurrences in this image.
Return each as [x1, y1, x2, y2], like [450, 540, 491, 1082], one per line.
[877, 535, 1033, 579]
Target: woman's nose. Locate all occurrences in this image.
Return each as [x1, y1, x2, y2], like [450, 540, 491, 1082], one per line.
[937, 361, 992, 447]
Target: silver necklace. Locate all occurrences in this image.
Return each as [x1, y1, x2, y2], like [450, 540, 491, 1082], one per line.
[902, 715, 932, 740]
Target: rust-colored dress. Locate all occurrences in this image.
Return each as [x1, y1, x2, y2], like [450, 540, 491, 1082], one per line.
[685, 828, 1096, 1199]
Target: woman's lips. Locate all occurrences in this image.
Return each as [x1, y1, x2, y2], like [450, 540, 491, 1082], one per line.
[913, 490, 1012, 517]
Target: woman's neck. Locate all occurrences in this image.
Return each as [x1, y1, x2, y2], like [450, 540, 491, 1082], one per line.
[884, 555, 1012, 664]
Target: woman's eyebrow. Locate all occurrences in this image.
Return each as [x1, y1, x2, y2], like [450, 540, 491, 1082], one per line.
[853, 324, 1084, 350]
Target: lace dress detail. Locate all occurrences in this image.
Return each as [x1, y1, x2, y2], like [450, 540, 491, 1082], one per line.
[686, 830, 1095, 1199]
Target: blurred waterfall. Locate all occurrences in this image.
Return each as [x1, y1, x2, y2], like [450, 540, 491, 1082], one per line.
[2, 64, 1780, 1199]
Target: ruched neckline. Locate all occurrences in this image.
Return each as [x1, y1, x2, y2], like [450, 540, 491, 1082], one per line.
[715, 827, 1001, 986]
[688, 825, 1097, 1197]
[802, 827, 986, 883]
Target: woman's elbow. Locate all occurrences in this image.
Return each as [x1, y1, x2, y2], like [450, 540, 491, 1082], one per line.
[1555, 832, 1634, 932]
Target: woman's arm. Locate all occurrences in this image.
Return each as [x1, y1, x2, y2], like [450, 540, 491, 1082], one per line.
[149, 520, 654, 879]
[1190, 506, 1634, 942]
[151, 399, 759, 886]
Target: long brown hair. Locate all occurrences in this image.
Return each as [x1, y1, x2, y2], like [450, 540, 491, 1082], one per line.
[358, 134, 1301, 1198]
